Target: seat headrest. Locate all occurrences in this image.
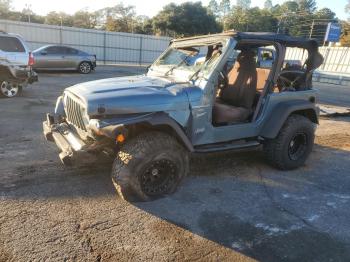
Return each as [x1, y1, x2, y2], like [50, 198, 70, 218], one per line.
[237, 50, 256, 70]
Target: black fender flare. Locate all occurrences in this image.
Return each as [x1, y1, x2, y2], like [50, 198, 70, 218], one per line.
[260, 100, 319, 139]
[99, 112, 194, 152]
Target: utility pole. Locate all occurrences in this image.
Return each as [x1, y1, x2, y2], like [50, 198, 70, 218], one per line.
[309, 20, 315, 39]
[24, 3, 31, 23]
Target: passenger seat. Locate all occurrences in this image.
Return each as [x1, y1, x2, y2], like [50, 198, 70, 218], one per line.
[213, 50, 257, 124]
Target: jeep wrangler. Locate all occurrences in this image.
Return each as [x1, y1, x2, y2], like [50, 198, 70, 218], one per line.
[43, 32, 324, 201]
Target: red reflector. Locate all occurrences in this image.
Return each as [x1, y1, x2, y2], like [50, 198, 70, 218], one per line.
[28, 52, 34, 66]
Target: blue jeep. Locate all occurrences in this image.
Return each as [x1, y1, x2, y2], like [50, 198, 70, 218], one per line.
[43, 32, 324, 201]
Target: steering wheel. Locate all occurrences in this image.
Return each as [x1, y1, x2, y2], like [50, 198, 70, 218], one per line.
[277, 70, 305, 92]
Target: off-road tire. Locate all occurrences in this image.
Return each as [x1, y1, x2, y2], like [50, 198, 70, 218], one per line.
[111, 131, 189, 202]
[263, 114, 315, 170]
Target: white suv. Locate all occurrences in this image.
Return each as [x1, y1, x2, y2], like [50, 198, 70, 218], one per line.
[0, 31, 37, 98]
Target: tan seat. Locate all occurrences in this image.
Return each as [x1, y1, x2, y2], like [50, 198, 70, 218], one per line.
[256, 68, 271, 91]
[213, 50, 257, 124]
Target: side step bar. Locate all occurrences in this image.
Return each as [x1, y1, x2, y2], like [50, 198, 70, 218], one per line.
[194, 140, 261, 153]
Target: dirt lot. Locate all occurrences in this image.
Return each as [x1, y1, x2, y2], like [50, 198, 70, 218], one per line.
[1, 66, 350, 262]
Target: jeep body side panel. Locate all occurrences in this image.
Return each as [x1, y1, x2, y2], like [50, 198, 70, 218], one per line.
[259, 90, 319, 138]
[190, 90, 318, 145]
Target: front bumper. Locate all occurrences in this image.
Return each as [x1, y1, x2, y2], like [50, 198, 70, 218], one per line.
[43, 114, 97, 165]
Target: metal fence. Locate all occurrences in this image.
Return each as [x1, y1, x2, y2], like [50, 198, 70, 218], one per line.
[0, 19, 171, 65]
[286, 46, 350, 75]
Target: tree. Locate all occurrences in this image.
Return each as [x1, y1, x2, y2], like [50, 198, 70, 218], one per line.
[226, 6, 277, 32]
[153, 2, 221, 37]
[21, 4, 34, 23]
[0, 0, 10, 11]
[340, 20, 350, 46]
[208, 0, 220, 17]
[218, 0, 231, 29]
[72, 10, 97, 29]
[236, 0, 251, 10]
[219, 0, 231, 16]
[45, 11, 73, 26]
[95, 3, 136, 32]
[0, 0, 11, 19]
[297, 0, 317, 14]
[264, 0, 273, 10]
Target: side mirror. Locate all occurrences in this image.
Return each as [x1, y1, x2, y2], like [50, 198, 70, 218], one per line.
[146, 64, 151, 73]
[40, 51, 47, 55]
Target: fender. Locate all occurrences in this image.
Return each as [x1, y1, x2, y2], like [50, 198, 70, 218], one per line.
[97, 112, 194, 152]
[260, 99, 319, 139]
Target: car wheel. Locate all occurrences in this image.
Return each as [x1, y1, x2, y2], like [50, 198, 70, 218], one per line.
[263, 114, 316, 170]
[0, 81, 22, 98]
[111, 131, 189, 202]
[78, 62, 92, 74]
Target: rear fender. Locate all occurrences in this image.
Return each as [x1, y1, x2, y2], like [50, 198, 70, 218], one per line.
[260, 100, 319, 139]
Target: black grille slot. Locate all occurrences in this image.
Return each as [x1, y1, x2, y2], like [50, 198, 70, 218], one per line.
[65, 95, 87, 131]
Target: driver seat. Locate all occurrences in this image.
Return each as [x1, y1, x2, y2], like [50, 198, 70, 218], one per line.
[213, 50, 257, 124]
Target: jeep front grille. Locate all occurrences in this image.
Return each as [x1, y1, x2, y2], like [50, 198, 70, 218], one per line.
[65, 95, 87, 131]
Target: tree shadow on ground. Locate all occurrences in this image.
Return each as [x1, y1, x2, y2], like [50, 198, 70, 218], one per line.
[1, 144, 350, 261]
[135, 145, 350, 262]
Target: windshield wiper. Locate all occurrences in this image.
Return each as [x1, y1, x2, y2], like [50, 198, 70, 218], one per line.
[164, 55, 191, 76]
[188, 61, 208, 82]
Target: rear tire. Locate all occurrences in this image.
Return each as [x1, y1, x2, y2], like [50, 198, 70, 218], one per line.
[78, 61, 92, 74]
[263, 114, 316, 170]
[0, 81, 22, 98]
[111, 131, 189, 202]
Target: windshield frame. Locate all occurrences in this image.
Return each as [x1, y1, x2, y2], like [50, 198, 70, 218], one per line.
[148, 35, 233, 82]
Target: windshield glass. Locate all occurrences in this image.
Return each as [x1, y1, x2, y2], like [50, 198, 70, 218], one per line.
[149, 42, 226, 81]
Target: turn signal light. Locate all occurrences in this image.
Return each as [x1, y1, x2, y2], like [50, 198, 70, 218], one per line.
[116, 134, 125, 143]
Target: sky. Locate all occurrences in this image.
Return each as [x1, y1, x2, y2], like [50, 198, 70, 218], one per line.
[11, 0, 349, 20]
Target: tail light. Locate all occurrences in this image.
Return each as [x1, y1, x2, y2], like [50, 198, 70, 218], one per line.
[28, 52, 34, 66]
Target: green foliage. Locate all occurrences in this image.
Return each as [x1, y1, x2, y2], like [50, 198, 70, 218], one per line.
[96, 3, 136, 32]
[297, 0, 317, 14]
[0, 0, 10, 11]
[226, 6, 277, 32]
[72, 10, 97, 29]
[0, 0, 344, 45]
[219, 0, 231, 16]
[45, 11, 73, 26]
[264, 0, 273, 10]
[236, 0, 251, 10]
[208, 0, 220, 17]
[152, 2, 221, 37]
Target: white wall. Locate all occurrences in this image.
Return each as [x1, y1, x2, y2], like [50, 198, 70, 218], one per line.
[0, 19, 171, 65]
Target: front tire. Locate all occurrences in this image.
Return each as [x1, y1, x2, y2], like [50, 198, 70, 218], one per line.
[263, 114, 316, 170]
[0, 81, 22, 98]
[78, 61, 92, 74]
[111, 132, 189, 202]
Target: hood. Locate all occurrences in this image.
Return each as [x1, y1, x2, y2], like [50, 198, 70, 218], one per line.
[65, 75, 194, 116]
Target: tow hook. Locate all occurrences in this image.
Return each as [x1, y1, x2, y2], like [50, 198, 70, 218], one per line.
[46, 113, 54, 126]
[59, 151, 73, 166]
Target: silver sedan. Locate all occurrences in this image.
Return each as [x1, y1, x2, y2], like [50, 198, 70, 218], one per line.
[32, 45, 96, 74]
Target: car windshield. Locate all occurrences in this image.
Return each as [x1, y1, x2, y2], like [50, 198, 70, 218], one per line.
[149, 43, 225, 81]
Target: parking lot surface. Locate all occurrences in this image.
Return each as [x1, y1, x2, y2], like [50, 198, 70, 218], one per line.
[1, 66, 350, 261]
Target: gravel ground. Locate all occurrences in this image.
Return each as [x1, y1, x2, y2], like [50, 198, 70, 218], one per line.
[1, 66, 350, 262]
